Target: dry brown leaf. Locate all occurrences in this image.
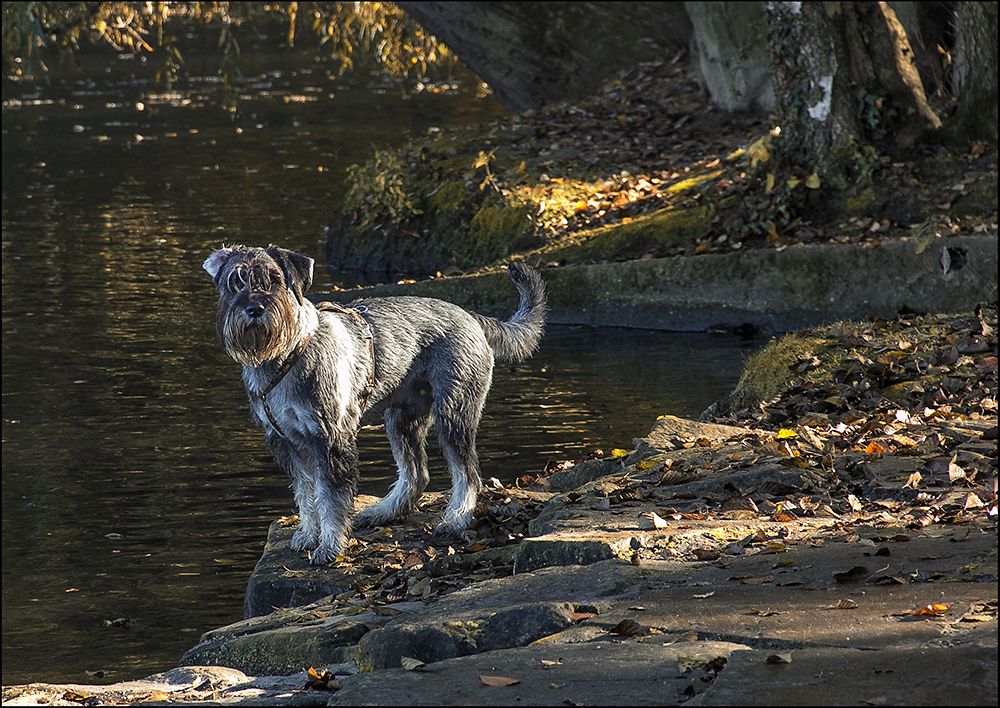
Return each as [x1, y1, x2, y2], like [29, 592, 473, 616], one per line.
[479, 675, 520, 687]
[837, 598, 860, 609]
[638, 511, 668, 529]
[609, 618, 651, 636]
[738, 575, 775, 585]
[833, 566, 870, 584]
[964, 493, 985, 509]
[948, 456, 967, 483]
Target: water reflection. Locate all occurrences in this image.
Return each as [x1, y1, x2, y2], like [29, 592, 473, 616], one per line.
[2, 58, 759, 686]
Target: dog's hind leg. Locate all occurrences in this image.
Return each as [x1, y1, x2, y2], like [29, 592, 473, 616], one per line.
[433, 389, 488, 539]
[355, 407, 432, 527]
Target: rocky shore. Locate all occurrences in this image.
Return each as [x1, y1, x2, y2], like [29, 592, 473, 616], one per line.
[4, 293, 996, 706]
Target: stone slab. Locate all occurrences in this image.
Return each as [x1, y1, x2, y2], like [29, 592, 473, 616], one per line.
[315, 234, 998, 331]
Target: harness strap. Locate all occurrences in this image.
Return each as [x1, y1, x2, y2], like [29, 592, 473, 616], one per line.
[258, 301, 377, 439]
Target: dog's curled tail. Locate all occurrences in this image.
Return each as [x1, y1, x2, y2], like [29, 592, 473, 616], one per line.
[474, 262, 548, 363]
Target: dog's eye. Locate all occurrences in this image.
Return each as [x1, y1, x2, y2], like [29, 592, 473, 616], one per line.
[228, 268, 248, 292]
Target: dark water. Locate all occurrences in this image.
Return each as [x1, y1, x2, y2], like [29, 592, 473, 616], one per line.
[1, 51, 760, 686]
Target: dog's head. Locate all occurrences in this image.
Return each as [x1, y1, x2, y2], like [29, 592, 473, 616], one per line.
[204, 245, 315, 367]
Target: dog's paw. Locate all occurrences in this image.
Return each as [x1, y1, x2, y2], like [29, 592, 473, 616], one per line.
[431, 521, 470, 544]
[290, 528, 317, 552]
[309, 544, 341, 565]
[354, 503, 403, 529]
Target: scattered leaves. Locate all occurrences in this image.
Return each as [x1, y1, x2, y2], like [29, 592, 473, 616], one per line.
[304, 667, 341, 691]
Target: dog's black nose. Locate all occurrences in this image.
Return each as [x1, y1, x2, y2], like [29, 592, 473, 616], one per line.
[244, 303, 265, 319]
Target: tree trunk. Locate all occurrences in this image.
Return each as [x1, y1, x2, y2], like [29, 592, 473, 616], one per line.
[768, 2, 943, 178]
[951, 1, 998, 142]
[685, 2, 773, 114]
[397, 2, 691, 113]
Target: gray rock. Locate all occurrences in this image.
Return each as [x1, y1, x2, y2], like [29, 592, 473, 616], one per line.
[180, 618, 369, 676]
[357, 621, 478, 671]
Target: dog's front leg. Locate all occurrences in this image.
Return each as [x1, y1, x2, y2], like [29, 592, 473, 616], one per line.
[268, 434, 322, 553]
[308, 431, 360, 564]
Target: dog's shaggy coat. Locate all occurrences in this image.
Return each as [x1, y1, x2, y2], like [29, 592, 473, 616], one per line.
[205, 245, 546, 563]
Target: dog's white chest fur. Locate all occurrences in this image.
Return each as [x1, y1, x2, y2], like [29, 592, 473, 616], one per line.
[243, 307, 359, 437]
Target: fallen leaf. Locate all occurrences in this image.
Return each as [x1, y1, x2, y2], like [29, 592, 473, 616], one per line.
[908, 603, 950, 616]
[948, 456, 967, 483]
[678, 654, 726, 673]
[837, 598, 860, 609]
[693, 591, 715, 599]
[61, 692, 93, 703]
[305, 667, 341, 690]
[871, 574, 906, 585]
[609, 618, 651, 636]
[749, 607, 780, 616]
[479, 675, 520, 687]
[738, 575, 775, 585]
[766, 652, 793, 664]
[903, 470, 922, 489]
[833, 566, 870, 584]
[693, 548, 721, 561]
[638, 511, 668, 529]
[401, 656, 428, 671]
[964, 493, 985, 509]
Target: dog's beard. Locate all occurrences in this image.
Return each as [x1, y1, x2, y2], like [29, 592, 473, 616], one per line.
[217, 298, 298, 368]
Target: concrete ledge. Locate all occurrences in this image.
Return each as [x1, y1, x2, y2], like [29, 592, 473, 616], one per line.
[316, 234, 997, 331]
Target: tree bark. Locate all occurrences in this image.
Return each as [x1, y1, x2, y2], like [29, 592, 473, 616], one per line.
[951, 1, 998, 142]
[768, 2, 945, 177]
[685, 2, 773, 114]
[396, 2, 691, 113]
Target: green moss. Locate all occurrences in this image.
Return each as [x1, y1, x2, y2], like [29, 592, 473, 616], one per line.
[727, 333, 827, 412]
[425, 180, 470, 213]
[469, 203, 537, 262]
[845, 186, 877, 215]
[532, 204, 717, 263]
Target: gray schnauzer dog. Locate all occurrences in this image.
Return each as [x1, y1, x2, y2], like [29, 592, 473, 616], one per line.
[204, 244, 546, 564]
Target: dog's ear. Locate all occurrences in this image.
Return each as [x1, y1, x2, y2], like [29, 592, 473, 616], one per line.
[266, 245, 314, 305]
[203, 247, 234, 281]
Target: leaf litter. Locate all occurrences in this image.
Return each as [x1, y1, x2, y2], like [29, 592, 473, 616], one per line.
[274, 307, 994, 658]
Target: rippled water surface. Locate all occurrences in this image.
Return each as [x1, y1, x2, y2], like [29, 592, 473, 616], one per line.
[2, 50, 761, 686]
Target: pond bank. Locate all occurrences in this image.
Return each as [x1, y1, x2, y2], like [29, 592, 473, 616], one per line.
[318, 232, 996, 332]
[3, 258, 996, 706]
